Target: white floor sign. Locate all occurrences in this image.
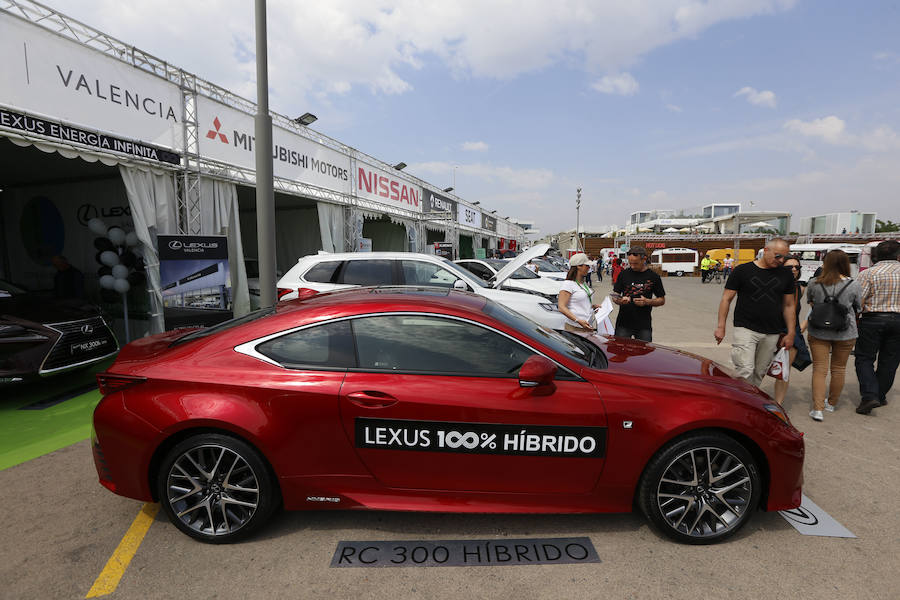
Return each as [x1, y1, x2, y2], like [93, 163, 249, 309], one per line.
[779, 494, 856, 538]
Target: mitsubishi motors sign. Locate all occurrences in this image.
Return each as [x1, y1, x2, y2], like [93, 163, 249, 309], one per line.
[0, 14, 183, 154]
[197, 97, 351, 194]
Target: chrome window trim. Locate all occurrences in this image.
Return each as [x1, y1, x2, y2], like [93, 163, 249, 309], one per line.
[234, 311, 583, 380]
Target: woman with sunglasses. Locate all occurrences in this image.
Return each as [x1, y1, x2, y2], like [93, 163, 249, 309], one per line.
[806, 249, 862, 421]
[558, 253, 601, 332]
[773, 255, 812, 405]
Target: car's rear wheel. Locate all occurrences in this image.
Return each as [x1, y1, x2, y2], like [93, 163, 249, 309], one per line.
[156, 433, 278, 543]
[638, 433, 760, 544]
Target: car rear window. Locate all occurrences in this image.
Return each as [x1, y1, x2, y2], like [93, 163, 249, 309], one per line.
[339, 260, 394, 286]
[304, 261, 343, 283]
[256, 320, 355, 369]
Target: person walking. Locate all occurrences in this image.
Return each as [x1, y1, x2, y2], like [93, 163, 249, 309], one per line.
[714, 238, 796, 387]
[700, 254, 713, 283]
[773, 254, 812, 406]
[805, 250, 861, 421]
[592, 255, 602, 283]
[557, 253, 600, 333]
[612, 246, 665, 342]
[612, 257, 624, 284]
[854, 240, 900, 414]
[585, 256, 594, 287]
[723, 253, 735, 279]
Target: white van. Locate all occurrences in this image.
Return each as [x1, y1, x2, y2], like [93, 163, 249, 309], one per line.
[789, 243, 863, 282]
[859, 240, 884, 272]
[649, 248, 699, 277]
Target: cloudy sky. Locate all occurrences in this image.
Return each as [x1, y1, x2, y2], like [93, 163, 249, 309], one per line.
[43, 0, 900, 234]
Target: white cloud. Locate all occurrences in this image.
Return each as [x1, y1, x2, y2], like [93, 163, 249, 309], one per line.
[410, 161, 554, 189]
[665, 103, 683, 113]
[45, 0, 798, 109]
[734, 86, 777, 108]
[461, 141, 489, 152]
[592, 73, 639, 96]
[784, 115, 846, 142]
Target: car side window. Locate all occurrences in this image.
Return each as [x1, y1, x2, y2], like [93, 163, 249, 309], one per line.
[339, 260, 394, 286]
[462, 262, 492, 281]
[256, 320, 356, 369]
[304, 261, 342, 283]
[400, 261, 460, 288]
[351, 315, 535, 376]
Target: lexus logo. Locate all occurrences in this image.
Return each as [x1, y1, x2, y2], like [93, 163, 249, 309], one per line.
[168, 240, 183, 250]
[206, 117, 229, 144]
[81, 324, 94, 335]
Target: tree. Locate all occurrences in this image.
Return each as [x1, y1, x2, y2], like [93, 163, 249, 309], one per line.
[876, 219, 899, 233]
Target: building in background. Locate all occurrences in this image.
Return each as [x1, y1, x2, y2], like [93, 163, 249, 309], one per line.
[798, 211, 876, 234]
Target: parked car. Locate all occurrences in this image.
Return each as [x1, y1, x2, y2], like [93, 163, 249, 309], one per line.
[529, 258, 568, 281]
[455, 258, 562, 302]
[92, 287, 804, 544]
[275, 244, 566, 329]
[0, 279, 118, 384]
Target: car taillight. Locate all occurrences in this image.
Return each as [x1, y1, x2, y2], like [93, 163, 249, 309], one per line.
[96, 372, 146, 395]
[296, 287, 320, 300]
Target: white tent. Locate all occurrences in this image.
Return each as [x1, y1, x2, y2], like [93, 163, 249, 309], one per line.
[746, 221, 774, 228]
[662, 227, 679, 233]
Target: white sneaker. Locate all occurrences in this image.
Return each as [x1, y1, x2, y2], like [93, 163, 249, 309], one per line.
[809, 410, 824, 422]
[824, 400, 836, 412]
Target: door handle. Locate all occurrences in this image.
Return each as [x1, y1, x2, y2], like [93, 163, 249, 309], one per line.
[347, 391, 398, 408]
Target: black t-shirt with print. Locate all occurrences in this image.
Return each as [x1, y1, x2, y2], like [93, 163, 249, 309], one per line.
[613, 267, 665, 331]
[725, 262, 795, 334]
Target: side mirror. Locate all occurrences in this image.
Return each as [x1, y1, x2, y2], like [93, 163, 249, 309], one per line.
[453, 279, 468, 291]
[518, 355, 557, 395]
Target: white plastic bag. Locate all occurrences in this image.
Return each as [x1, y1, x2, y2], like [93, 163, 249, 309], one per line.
[594, 297, 615, 335]
[766, 347, 789, 382]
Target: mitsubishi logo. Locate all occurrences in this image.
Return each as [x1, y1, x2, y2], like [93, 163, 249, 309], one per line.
[206, 117, 229, 144]
[81, 324, 94, 335]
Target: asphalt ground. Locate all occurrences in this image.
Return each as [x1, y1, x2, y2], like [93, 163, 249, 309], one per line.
[1, 275, 899, 600]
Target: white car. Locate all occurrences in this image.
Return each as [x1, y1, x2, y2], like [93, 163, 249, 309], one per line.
[276, 244, 566, 329]
[455, 258, 563, 302]
[529, 258, 568, 281]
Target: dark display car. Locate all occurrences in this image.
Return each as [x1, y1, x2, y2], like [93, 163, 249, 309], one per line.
[0, 280, 118, 384]
[92, 287, 803, 545]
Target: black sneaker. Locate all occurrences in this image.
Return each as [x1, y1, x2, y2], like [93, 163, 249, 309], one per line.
[856, 398, 881, 415]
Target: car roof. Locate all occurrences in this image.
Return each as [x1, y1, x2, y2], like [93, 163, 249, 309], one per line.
[273, 286, 488, 319]
[295, 252, 447, 263]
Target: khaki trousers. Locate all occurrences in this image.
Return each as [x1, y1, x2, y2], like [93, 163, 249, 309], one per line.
[732, 327, 780, 388]
[808, 336, 856, 411]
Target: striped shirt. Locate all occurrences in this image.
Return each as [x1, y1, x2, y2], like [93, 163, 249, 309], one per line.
[856, 260, 900, 314]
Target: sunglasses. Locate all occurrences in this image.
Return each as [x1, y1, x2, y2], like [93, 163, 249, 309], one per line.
[626, 252, 644, 256]
[772, 253, 787, 260]
[788, 265, 801, 271]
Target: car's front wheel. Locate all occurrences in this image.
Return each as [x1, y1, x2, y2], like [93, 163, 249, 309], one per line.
[156, 433, 279, 543]
[638, 433, 761, 544]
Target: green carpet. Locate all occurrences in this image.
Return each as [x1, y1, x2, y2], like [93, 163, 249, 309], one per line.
[0, 360, 113, 471]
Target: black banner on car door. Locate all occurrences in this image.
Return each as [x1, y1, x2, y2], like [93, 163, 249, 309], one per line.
[355, 418, 606, 458]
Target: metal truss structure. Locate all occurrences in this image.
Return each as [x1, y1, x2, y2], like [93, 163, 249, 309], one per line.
[2, 0, 524, 248]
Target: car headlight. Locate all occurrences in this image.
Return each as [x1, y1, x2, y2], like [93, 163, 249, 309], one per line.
[0, 324, 48, 342]
[763, 403, 793, 426]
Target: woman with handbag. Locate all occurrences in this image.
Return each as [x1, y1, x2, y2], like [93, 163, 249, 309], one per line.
[773, 255, 812, 405]
[806, 250, 862, 421]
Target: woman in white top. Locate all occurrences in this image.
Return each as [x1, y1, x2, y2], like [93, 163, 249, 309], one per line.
[557, 253, 600, 332]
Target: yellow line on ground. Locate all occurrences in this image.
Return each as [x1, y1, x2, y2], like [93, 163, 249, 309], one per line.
[86, 503, 160, 598]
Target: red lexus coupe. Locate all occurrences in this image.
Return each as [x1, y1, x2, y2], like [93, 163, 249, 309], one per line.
[92, 287, 803, 544]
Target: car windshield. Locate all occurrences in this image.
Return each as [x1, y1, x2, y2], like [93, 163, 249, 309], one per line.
[170, 307, 276, 346]
[484, 259, 538, 279]
[436, 257, 487, 288]
[482, 301, 606, 369]
[533, 259, 565, 272]
[0, 280, 28, 296]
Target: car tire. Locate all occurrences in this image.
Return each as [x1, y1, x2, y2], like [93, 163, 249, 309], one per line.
[638, 433, 761, 544]
[156, 433, 279, 544]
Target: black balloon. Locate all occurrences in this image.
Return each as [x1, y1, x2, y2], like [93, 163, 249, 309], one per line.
[119, 250, 137, 268]
[93, 237, 114, 252]
[97, 266, 112, 277]
[126, 271, 146, 286]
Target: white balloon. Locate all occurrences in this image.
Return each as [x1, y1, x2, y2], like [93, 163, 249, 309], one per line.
[112, 264, 129, 279]
[100, 251, 120, 266]
[88, 218, 107, 235]
[107, 227, 126, 246]
[99, 275, 116, 289]
[125, 232, 139, 247]
[113, 278, 131, 293]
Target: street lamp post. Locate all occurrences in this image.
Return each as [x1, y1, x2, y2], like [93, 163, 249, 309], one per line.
[576, 187, 582, 252]
[254, 0, 276, 308]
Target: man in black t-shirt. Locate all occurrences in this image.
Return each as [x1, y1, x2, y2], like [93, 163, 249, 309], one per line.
[714, 239, 796, 387]
[612, 246, 666, 342]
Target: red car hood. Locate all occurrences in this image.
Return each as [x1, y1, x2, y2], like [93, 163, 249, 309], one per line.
[590, 335, 763, 398]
